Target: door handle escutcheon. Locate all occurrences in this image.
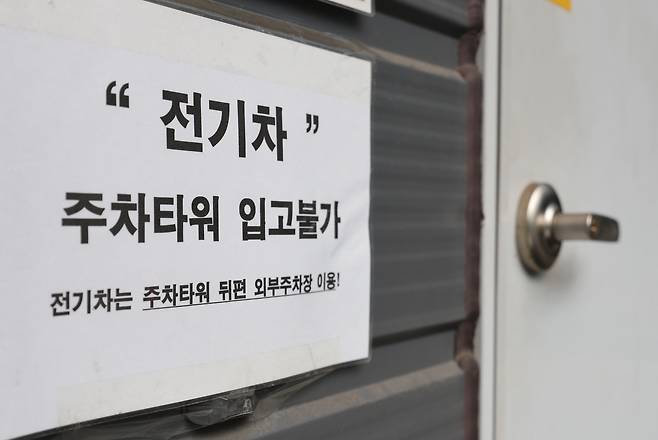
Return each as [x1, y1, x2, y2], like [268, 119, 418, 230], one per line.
[516, 183, 619, 274]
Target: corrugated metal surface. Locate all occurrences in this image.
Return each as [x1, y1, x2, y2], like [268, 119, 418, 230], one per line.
[390, 0, 468, 26]
[215, 0, 464, 67]
[48, 1, 468, 438]
[372, 61, 465, 338]
[186, 333, 462, 439]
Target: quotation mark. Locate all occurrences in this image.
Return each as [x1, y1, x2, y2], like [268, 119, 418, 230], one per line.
[106, 81, 130, 108]
[306, 113, 319, 134]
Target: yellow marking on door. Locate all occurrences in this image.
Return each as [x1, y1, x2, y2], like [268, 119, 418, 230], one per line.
[549, 0, 571, 11]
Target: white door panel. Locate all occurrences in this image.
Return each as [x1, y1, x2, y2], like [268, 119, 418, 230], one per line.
[484, 1, 658, 439]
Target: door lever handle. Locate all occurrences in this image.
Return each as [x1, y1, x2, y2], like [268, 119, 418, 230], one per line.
[516, 183, 620, 274]
[551, 213, 619, 242]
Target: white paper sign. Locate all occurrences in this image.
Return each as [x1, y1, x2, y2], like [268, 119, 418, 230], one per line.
[324, 0, 373, 14]
[0, 1, 371, 438]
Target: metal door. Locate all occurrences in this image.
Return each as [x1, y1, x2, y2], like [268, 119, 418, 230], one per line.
[482, 1, 658, 439]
